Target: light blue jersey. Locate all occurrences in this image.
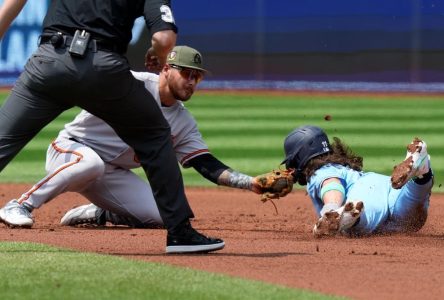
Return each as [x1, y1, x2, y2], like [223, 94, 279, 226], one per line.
[307, 164, 432, 235]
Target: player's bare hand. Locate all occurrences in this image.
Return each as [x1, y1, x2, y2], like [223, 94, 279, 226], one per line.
[144, 47, 164, 73]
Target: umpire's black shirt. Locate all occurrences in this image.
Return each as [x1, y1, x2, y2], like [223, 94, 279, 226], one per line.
[42, 0, 178, 53]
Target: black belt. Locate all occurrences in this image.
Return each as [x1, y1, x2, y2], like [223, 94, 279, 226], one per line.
[39, 32, 124, 54]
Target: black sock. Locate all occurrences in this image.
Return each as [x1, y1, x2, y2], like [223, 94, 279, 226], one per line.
[414, 168, 433, 185]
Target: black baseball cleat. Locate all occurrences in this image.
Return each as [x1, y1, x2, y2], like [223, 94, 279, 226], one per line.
[166, 223, 224, 254]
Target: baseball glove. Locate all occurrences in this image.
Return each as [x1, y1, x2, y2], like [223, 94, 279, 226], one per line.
[253, 168, 295, 202]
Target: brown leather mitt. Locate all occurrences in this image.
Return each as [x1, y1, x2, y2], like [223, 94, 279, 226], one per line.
[253, 169, 295, 202]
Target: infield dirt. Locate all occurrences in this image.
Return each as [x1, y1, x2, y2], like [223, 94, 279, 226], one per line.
[1, 184, 443, 300]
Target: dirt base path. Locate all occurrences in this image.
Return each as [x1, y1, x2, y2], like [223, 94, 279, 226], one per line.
[1, 184, 444, 300]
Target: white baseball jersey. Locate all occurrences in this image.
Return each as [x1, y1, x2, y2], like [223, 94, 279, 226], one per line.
[19, 71, 210, 225]
[58, 71, 209, 169]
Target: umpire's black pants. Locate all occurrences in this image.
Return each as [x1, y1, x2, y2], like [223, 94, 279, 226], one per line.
[0, 43, 194, 232]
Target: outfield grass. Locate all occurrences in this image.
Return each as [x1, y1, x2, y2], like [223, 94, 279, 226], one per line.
[0, 91, 441, 299]
[184, 93, 444, 191]
[0, 242, 341, 300]
[0, 91, 443, 192]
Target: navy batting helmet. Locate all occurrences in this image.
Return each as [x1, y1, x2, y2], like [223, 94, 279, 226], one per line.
[281, 125, 331, 178]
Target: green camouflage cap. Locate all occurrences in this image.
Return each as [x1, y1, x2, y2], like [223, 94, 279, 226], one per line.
[167, 45, 207, 72]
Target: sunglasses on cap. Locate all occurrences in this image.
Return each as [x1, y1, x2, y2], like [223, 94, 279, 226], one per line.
[169, 64, 204, 83]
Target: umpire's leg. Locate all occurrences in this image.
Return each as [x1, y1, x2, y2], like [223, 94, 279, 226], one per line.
[74, 53, 194, 233]
[0, 80, 68, 171]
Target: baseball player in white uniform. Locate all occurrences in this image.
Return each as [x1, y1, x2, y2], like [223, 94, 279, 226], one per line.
[0, 46, 263, 229]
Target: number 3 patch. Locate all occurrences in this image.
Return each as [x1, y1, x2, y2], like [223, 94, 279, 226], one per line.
[160, 5, 175, 24]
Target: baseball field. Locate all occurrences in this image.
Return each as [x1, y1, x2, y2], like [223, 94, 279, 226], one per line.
[1, 90, 444, 299]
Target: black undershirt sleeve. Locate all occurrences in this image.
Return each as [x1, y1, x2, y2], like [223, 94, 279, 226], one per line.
[187, 153, 230, 184]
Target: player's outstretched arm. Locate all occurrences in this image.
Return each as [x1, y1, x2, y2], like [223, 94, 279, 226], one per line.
[188, 153, 260, 193]
[0, 0, 27, 39]
[188, 154, 295, 199]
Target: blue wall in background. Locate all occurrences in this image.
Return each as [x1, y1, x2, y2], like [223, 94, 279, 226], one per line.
[1, 0, 444, 86]
[129, 0, 444, 82]
[173, 0, 444, 52]
[0, 1, 48, 85]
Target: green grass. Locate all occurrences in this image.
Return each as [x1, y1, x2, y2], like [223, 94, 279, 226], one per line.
[1, 91, 444, 192]
[0, 242, 340, 300]
[182, 93, 444, 192]
[0, 91, 440, 299]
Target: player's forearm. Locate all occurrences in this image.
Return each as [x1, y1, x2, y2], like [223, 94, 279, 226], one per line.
[0, 0, 27, 39]
[189, 153, 229, 184]
[189, 153, 255, 191]
[217, 169, 254, 191]
[320, 178, 344, 205]
[319, 177, 345, 216]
